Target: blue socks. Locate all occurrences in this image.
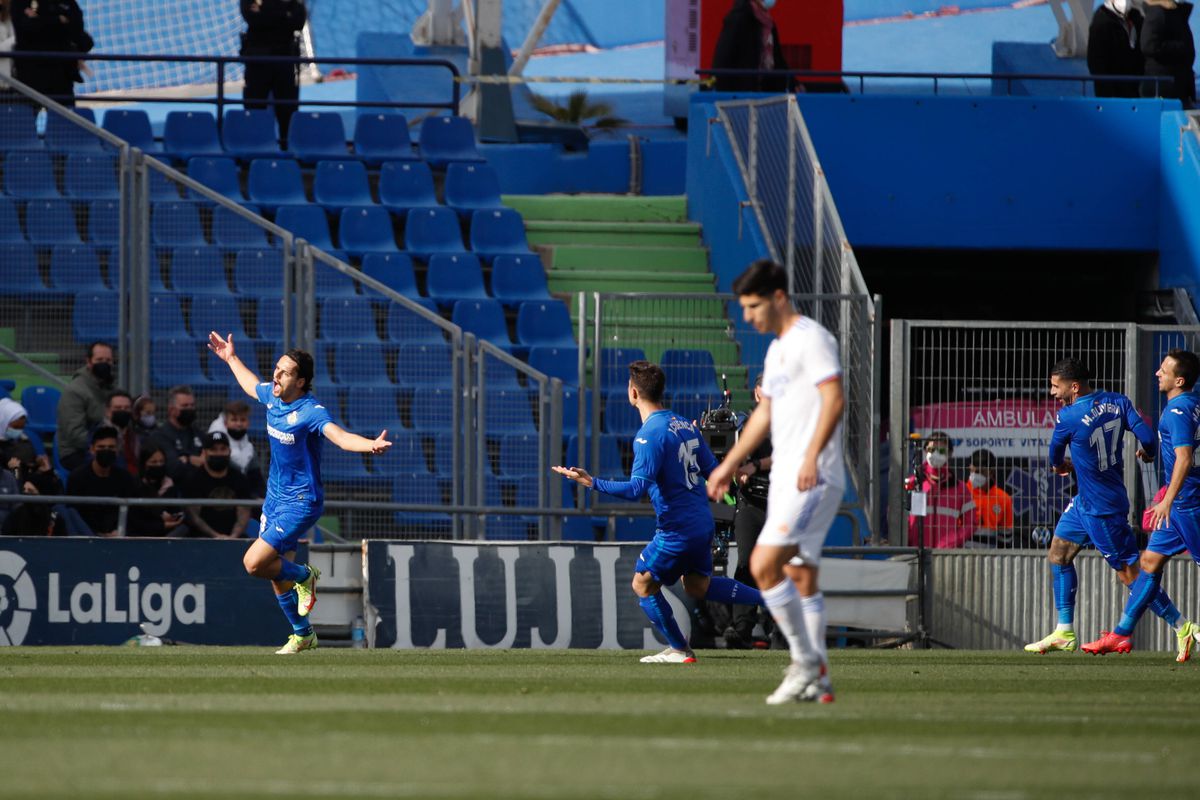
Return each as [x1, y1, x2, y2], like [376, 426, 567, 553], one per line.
[276, 591, 312, 636]
[1116, 571, 1163, 636]
[1052, 563, 1078, 626]
[1147, 587, 1181, 627]
[639, 593, 689, 651]
[276, 559, 309, 584]
[704, 576, 763, 607]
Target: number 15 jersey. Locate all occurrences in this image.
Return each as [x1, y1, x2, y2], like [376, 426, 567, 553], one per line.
[1048, 390, 1155, 516]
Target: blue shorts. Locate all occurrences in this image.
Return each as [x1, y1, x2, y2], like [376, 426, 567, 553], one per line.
[1147, 505, 1200, 566]
[258, 499, 322, 555]
[636, 530, 713, 587]
[1054, 500, 1139, 569]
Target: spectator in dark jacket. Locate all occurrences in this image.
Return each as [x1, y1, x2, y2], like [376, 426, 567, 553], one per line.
[126, 444, 187, 538]
[241, 0, 307, 145]
[56, 342, 114, 470]
[1088, 0, 1145, 97]
[1140, 0, 1196, 106]
[66, 425, 136, 536]
[10, 0, 92, 107]
[711, 0, 792, 93]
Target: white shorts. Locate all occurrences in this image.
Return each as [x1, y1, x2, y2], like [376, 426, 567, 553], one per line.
[756, 481, 842, 566]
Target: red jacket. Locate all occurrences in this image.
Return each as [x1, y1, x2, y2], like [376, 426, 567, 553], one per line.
[908, 465, 977, 549]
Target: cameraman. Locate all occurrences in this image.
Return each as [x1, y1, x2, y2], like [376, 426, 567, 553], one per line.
[1, 447, 65, 536]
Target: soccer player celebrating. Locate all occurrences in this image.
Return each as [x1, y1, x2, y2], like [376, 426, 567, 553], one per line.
[208, 332, 391, 654]
[1025, 358, 1190, 655]
[1081, 349, 1200, 659]
[553, 360, 764, 663]
[707, 259, 845, 705]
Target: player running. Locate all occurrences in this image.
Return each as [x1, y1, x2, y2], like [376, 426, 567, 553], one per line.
[1082, 349, 1200, 659]
[208, 332, 391, 654]
[708, 259, 845, 705]
[1025, 358, 1191, 656]
[553, 360, 764, 664]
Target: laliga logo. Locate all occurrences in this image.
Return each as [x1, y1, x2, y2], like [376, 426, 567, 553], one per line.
[0, 551, 37, 646]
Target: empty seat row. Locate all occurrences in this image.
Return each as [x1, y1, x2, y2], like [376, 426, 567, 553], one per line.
[0, 105, 108, 153]
[0, 197, 117, 246]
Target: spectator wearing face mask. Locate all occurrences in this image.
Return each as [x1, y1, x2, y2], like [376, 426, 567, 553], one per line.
[711, 0, 793, 93]
[126, 444, 187, 538]
[102, 388, 138, 476]
[1088, 0, 1145, 98]
[965, 449, 1014, 548]
[0, 396, 48, 473]
[57, 341, 115, 471]
[208, 399, 264, 497]
[907, 431, 977, 549]
[183, 431, 252, 538]
[66, 425, 136, 536]
[147, 385, 203, 479]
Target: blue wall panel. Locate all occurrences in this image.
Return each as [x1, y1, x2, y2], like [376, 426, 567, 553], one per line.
[1157, 112, 1200, 293]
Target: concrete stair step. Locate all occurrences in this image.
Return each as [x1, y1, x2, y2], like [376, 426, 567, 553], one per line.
[545, 245, 709, 273]
[503, 194, 688, 223]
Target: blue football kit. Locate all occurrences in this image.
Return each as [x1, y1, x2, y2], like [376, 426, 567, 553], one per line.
[1147, 392, 1200, 564]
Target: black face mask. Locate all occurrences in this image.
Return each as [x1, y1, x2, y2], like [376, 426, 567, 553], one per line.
[94, 450, 117, 468]
[176, 409, 197, 428]
[206, 455, 230, 472]
[91, 362, 114, 385]
[143, 465, 166, 483]
[111, 410, 132, 429]
[226, 427, 248, 441]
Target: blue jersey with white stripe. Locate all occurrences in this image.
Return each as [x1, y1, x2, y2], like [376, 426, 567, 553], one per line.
[255, 383, 334, 509]
[592, 409, 718, 538]
[1159, 392, 1200, 509]
[1048, 390, 1155, 515]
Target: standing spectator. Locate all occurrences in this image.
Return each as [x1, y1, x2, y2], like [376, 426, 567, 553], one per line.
[966, 449, 1015, 548]
[240, 0, 307, 146]
[1141, 0, 1197, 106]
[209, 399, 264, 496]
[183, 431, 252, 539]
[66, 425, 136, 536]
[907, 431, 977, 549]
[0, 2, 18, 95]
[711, 0, 792, 93]
[102, 389, 138, 476]
[56, 341, 114, 470]
[147, 385, 203, 479]
[1088, 0, 1145, 98]
[10, 0, 92, 107]
[126, 444, 187, 538]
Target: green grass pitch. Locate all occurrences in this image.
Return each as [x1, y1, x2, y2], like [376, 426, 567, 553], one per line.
[0, 647, 1195, 799]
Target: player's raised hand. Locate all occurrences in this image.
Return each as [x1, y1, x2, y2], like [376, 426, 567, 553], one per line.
[370, 430, 392, 454]
[706, 462, 733, 500]
[207, 331, 236, 362]
[552, 465, 593, 489]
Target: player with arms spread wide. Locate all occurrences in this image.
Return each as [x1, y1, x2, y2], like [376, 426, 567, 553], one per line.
[707, 259, 845, 705]
[208, 332, 391, 654]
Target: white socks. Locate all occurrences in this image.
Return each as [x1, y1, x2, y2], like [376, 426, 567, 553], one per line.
[762, 579, 817, 667]
[801, 592, 827, 666]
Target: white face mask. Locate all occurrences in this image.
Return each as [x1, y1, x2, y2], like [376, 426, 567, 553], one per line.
[968, 472, 989, 489]
[926, 451, 948, 469]
[761, 0, 777, 9]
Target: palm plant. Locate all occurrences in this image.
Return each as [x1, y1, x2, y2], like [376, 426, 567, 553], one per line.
[528, 90, 628, 129]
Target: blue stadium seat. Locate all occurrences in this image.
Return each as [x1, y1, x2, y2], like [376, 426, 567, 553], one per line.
[396, 342, 453, 387]
[334, 341, 393, 386]
[373, 430, 430, 476]
[169, 247, 228, 294]
[102, 109, 158, 153]
[151, 339, 213, 387]
[319, 297, 378, 341]
[190, 294, 247, 341]
[425, 253, 488, 308]
[603, 391, 641, 435]
[20, 386, 60, 435]
[338, 206, 399, 257]
[5, 150, 60, 199]
[470, 208, 532, 262]
[221, 109, 281, 161]
[484, 389, 536, 435]
[484, 515, 536, 541]
[428, 432, 454, 475]
[45, 108, 103, 152]
[0, 198, 24, 242]
[234, 249, 284, 298]
[392, 474, 452, 530]
[0, 244, 42, 294]
[404, 207, 465, 261]
[48, 245, 106, 292]
[288, 112, 350, 163]
[560, 385, 592, 436]
[599, 347, 647, 390]
[418, 115, 484, 168]
[0, 104, 40, 151]
[614, 516, 656, 542]
[516, 301, 575, 348]
[150, 201, 206, 247]
[561, 516, 601, 541]
[482, 356, 522, 389]
[26, 200, 81, 245]
[490, 254, 551, 307]
[444, 162, 504, 218]
[661, 349, 720, 394]
[247, 159, 307, 211]
[359, 252, 419, 299]
[409, 387, 455, 431]
[86, 200, 118, 248]
[72, 291, 118, 341]
[498, 434, 539, 477]
[353, 113, 416, 165]
[451, 299, 512, 351]
[315, 264, 360, 297]
[668, 391, 722, 425]
[323, 448, 371, 481]
[528, 346, 580, 385]
[163, 111, 223, 161]
[386, 299, 445, 344]
[378, 161, 438, 216]
[63, 154, 118, 200]
[565, 434, 624, 478]
[149, 294, 189, 338]
[187, 157, 245, 202]
[149, 169, 181, 201]
[313, 160, 374, 214]
[273, 205, 335, 252]
[344, 386, 402, 433]
[212, 205, 270, 250]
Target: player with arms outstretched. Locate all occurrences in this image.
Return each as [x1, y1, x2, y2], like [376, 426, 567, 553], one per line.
[1025, 358, 1190, 655]
[553, 360, 763, 663]
[208, 332, 391, 654]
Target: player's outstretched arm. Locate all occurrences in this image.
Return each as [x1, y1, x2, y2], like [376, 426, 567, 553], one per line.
[324, 423, 392, 454]
[207, 332, 260, 399]
[708, 400, 771, 500]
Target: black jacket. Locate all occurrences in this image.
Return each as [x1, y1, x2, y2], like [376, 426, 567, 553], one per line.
[241, 0, 307, 56]
[1087, 5, 1144, 98]
[1140, 2, 1196, 102]
[711, 0, 791, 93]
[11, 0, 93, 87]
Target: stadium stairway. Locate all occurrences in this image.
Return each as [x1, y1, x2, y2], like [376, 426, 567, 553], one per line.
[0, 328, 67, 400]
[501, 195, 751, 405]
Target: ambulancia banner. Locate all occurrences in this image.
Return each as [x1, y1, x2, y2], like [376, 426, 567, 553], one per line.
[911, 399, 1059, 458]
[0, 538, 304, 646]
[363, 542, 911, 649]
